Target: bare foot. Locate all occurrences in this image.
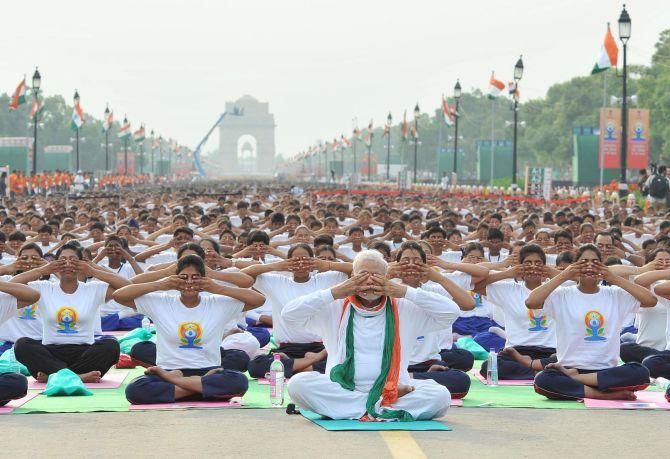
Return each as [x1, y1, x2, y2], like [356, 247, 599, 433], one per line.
[144, 366, 169, 378]
[428, 364, 448, 372]
[545, 362, 578, 377]
[204, 368, 222, 377]
[584, 386, 637, 400]
[397, 384, 415, 398]
[36, 372, 49, 383]
[79, 371, 102, 383]
[500, 347, 532, 366]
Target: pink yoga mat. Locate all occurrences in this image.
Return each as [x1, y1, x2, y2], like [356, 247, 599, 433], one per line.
[0, 392, 39, 414]
[451, 399, 463, 407]
[583, 391, 670, 410]
[130, 399, 243, 410]
[470, 369, 534, 386]
[28, 371, 129, 390]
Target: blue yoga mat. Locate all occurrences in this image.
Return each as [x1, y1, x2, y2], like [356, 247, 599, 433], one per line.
[300, 410, 452, 431]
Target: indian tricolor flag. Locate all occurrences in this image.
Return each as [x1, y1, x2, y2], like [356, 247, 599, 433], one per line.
[488, 72, 505, 99]
[592, 23, 619, 74]
[9, 78, 26, 111]
[401, 110, 408, 141]
[118, 118, 132, 140]
[30, 97, 45, 120]
[103, 109, 113, 133]
[364, 121, 373, 147]
[442, 95, 455, 126]
[70, 102, 85, 130]
[133, 125, 146, 142]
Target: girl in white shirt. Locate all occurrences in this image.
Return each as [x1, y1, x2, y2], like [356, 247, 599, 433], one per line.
[12, 242, 130, 384]
[528, 244, 656, 401]
[0, 279, 41, 406]
[113, 255, 265, 405]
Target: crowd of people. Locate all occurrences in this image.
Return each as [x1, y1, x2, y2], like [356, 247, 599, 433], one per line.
[6, 171, 157, 196]
[0, 181, 668, 421]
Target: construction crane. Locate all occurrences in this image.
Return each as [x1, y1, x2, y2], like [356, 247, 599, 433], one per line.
[192, 112, 227, 177]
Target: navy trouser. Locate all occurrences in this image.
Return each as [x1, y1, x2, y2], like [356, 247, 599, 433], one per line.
[129, 341, 250, 372]
[534, 362, 650, 400]
[480, 346, 556, 380]
[14, 337, 120, 378]
[248, 342, 325, 378]
[439, 347, 475, 372]
[125, 368, 248, 404]
[0, 341, 13, 355]
[0, 373, 27, 406]
[245, 326, 270, 348]
[408, 360, 471, 399]
[101, 313, 144, 331]
[641, 350, 670, 378]
[453, 316, 499, 336]
[620, 342, 659, 363]
[473, 332, 506, 352]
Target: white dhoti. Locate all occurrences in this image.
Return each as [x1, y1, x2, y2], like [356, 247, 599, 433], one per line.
[222, 331, 261, 358]
[287, 371, 451, 420]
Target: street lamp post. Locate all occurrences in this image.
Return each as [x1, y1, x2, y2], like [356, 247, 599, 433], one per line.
[31, 68, 41, 175]
[104, 106, 110, 171]
[150, 130, 155, 174]
[367, 133, 373, 182]
[386, 112, 392, 180]
[122, 116, 129, 175]
[413, 103, 420, 183]
[453, 80, 461, 178]
[74, 90, 80, 171]
[618, 5, 631, 187]
[512, 56, 524, 187]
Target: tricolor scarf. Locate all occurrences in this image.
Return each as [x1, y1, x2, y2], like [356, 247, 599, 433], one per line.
[329, 295, 413, 422]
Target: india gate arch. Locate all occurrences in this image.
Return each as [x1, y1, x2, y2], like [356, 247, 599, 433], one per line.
[218, 95, 276, 175]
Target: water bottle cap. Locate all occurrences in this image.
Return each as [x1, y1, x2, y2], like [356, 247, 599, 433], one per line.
[273, 354, 281, 360]
[489, 348, 496, 352]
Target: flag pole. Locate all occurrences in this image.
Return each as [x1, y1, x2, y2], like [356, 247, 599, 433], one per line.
[490, 98, 495, 186]
[600, 71, 607, 188]
[436, 112, 443, 184]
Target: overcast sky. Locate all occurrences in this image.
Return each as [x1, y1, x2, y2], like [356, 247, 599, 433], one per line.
[2, 0, 668, 158]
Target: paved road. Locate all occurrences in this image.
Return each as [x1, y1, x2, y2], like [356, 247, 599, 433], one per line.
[3, 407, 666, 458]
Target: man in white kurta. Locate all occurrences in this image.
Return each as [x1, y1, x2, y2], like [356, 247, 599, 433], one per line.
[282, 250, 459, 421]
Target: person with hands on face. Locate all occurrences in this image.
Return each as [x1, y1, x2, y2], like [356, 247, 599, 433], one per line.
[529, 244, 656, 400]
[241, 244, 353, 380]
[94, 235, 145, 331]
[135, 227, 194, 266]
[233, 230, 285, 263]
[113, 255, 266, 405]
[11, 242, 130, 384]
[476, 244, 560, 380]
[335, 226, 368, 261]
[283, 250, 459, 421]
[390, 242, 474, 398]
[0, 243, 47, 354]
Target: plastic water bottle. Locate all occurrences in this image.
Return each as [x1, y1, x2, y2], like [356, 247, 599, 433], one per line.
[486, 348, 499, 387]
[655, 377, 670, 390]
[269, 354, 285, 406]
[141, 316, 151, 332]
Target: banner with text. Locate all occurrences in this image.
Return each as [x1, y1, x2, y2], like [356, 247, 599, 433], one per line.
[627, 108, 650, 169]
[599, 107, 621, 168]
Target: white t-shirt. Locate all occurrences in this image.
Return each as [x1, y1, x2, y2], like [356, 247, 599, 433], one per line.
[635, 284, 668, 350]
[136, 292, 243, 370]
[651, 285, 670, 351]
[29, 280, 108, 345]
[253, 271, 347, 344]
[544, 284, 641, 370]
[486, 281, 557, 349]
[98, 260, 138, 316]
[337, 245, 365, 261]
[439, 251, 462, 263]
[144, 250, 178, 266]
[0, 292, 20, 337]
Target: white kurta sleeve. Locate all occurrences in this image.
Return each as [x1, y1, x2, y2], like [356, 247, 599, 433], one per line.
[282, 288, 338, 338]
[402, 287, 461, 334]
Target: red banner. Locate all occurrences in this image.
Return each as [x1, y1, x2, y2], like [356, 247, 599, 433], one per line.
[599, 107, 621, 168]
[628, 108, 650, 169]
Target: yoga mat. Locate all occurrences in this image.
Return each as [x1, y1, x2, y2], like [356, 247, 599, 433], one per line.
[28, 371, 129, 390]
[461, 372, 585, 410]
[0, 392, 39, 414]
[130, 398, 243, 411]
[300, 410, 451, 431]
[583, 391, 670, 410]
[469, 369, 534, 386]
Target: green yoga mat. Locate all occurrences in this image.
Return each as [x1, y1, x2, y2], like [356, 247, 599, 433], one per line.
[300, 410, 451, 431]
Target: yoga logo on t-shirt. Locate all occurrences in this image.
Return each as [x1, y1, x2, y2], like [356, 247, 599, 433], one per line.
[527, 309, 548, 331]
[584, 310, 606, 342]
[470, 291, 483, 308]
[56, 307, 78, 334]
[178, 322, 203, 349]
[19, 304, 37, 321]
